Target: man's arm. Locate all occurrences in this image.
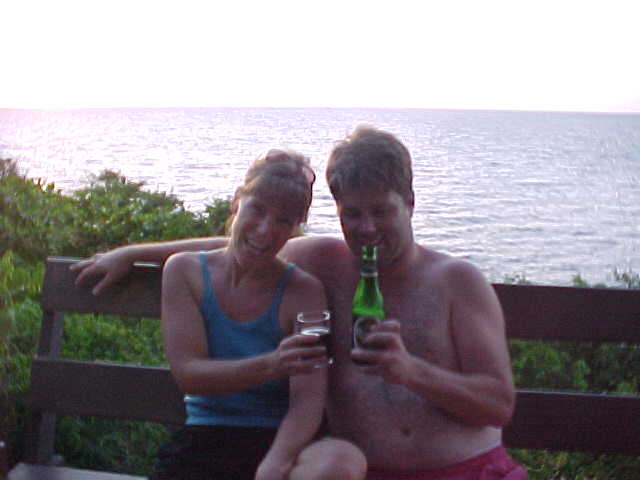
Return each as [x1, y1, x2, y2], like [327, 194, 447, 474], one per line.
[445, 260, 516, 425]
[72, 234, 344, 295]
[71, 237, 228, 295]
[354, 260, 516, 427]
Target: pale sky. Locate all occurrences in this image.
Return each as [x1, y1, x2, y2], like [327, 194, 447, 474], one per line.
[2, 0, 639, 112]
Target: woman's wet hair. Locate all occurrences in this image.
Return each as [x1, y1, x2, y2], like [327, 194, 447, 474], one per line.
[226, 149, 315, 235]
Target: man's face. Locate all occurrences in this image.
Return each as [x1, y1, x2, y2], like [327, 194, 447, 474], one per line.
[336, 187, 413, 268]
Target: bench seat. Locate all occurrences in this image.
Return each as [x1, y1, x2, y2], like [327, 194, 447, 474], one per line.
[10, 463, 143, 479]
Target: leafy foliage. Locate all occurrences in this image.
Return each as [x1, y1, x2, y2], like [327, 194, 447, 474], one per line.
[69, 171, 215, 254]
[1, 165, 230, 261]
[1, 251, 46, 470]
[1, 162, 77, 261]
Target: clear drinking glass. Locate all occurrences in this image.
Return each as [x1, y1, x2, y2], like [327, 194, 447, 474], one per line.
[296, 310, 333, 365]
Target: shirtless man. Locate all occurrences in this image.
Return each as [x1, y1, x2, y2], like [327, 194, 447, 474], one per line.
[73, 126, 527, 479]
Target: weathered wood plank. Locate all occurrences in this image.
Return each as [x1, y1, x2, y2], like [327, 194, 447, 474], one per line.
[8, 463, 144, 480]
[43, 258, 640, 343]
[504, 389, 640, 455]
[29, 359, 640, 454]
[41, 257, 162, 318]
[29, 358, 184, 425]
[27, 311, 64, 463]
[495, 283, 640, 343]
[43, 259, 640, 343]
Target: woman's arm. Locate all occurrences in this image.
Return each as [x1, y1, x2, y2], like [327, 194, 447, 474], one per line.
[256, 366, 327, 480]
[256, 272, 330, 480]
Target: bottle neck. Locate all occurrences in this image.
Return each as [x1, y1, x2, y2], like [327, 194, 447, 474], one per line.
[354, 261, 384, 313]
[360, 258, 377, 277]
[360, 267, 380, 297]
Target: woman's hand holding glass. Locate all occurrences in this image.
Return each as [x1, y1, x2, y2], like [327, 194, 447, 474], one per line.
[295, 310, 332, 367]
[274, 325, 329, 376]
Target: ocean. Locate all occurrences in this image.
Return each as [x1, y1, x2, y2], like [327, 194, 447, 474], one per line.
[1, 107, 639, 286]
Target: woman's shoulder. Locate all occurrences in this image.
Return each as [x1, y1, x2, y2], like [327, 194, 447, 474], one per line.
[164, 250, 200, 269]
[163, 250, 225, 278]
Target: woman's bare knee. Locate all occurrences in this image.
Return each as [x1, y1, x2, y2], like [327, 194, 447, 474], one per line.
[290, 437, 367, 480]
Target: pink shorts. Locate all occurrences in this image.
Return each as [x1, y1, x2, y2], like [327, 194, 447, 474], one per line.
[366, 445, 527, 480]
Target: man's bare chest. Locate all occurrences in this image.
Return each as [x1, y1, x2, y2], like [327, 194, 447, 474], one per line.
[328, 277, 452, 361]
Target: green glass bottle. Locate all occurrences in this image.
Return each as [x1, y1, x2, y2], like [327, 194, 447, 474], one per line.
[352, 245, 385, 362]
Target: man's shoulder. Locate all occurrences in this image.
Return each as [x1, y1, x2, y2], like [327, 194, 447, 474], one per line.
[287, 263, 326, 297]
[281, 235, 351, 281]
[282, 235, 349, 261]
[416, 246, 486, 285]
[288, 260, 323, 286]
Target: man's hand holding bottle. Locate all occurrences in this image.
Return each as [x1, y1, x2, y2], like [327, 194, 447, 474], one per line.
[351, 319, 413, 386]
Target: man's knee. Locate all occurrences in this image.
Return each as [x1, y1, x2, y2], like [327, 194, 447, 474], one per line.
[291, 438, 367, 480]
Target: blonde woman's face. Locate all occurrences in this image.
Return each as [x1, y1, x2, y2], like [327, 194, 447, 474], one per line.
[229, 193, 298, 264]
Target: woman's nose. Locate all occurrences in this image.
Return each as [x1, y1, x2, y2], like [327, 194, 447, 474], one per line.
[255, 215, 275, 237]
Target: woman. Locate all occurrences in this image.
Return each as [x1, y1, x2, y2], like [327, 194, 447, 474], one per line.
[152, 149, 329, 480]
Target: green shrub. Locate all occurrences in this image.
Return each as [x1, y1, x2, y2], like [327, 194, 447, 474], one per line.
[70, 171, 207, 254]
[1, 166, 231, 260]
[1, 251, 46, 466]
[55, 417, 170, 475]
[0, 169, 78, 261]
[512, 449, 640, 480]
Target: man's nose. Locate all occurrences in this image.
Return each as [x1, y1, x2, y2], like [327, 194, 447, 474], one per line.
[357, 214, 377, 236]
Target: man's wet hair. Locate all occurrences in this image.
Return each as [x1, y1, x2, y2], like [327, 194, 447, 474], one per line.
[326, 125, 414, 206]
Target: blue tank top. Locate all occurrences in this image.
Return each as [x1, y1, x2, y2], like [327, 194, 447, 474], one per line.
[184, 252, 293, 427]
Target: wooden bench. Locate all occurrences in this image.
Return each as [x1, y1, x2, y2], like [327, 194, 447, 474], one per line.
[7, 256, 640, 478]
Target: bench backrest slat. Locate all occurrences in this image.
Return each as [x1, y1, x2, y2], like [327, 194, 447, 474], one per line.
[41, 258, 640, 342]
[30, 358, 184, 425]
[41, 257, 162, 318]
[495, 283, 640, 343]
[504, 390, 640, 455]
